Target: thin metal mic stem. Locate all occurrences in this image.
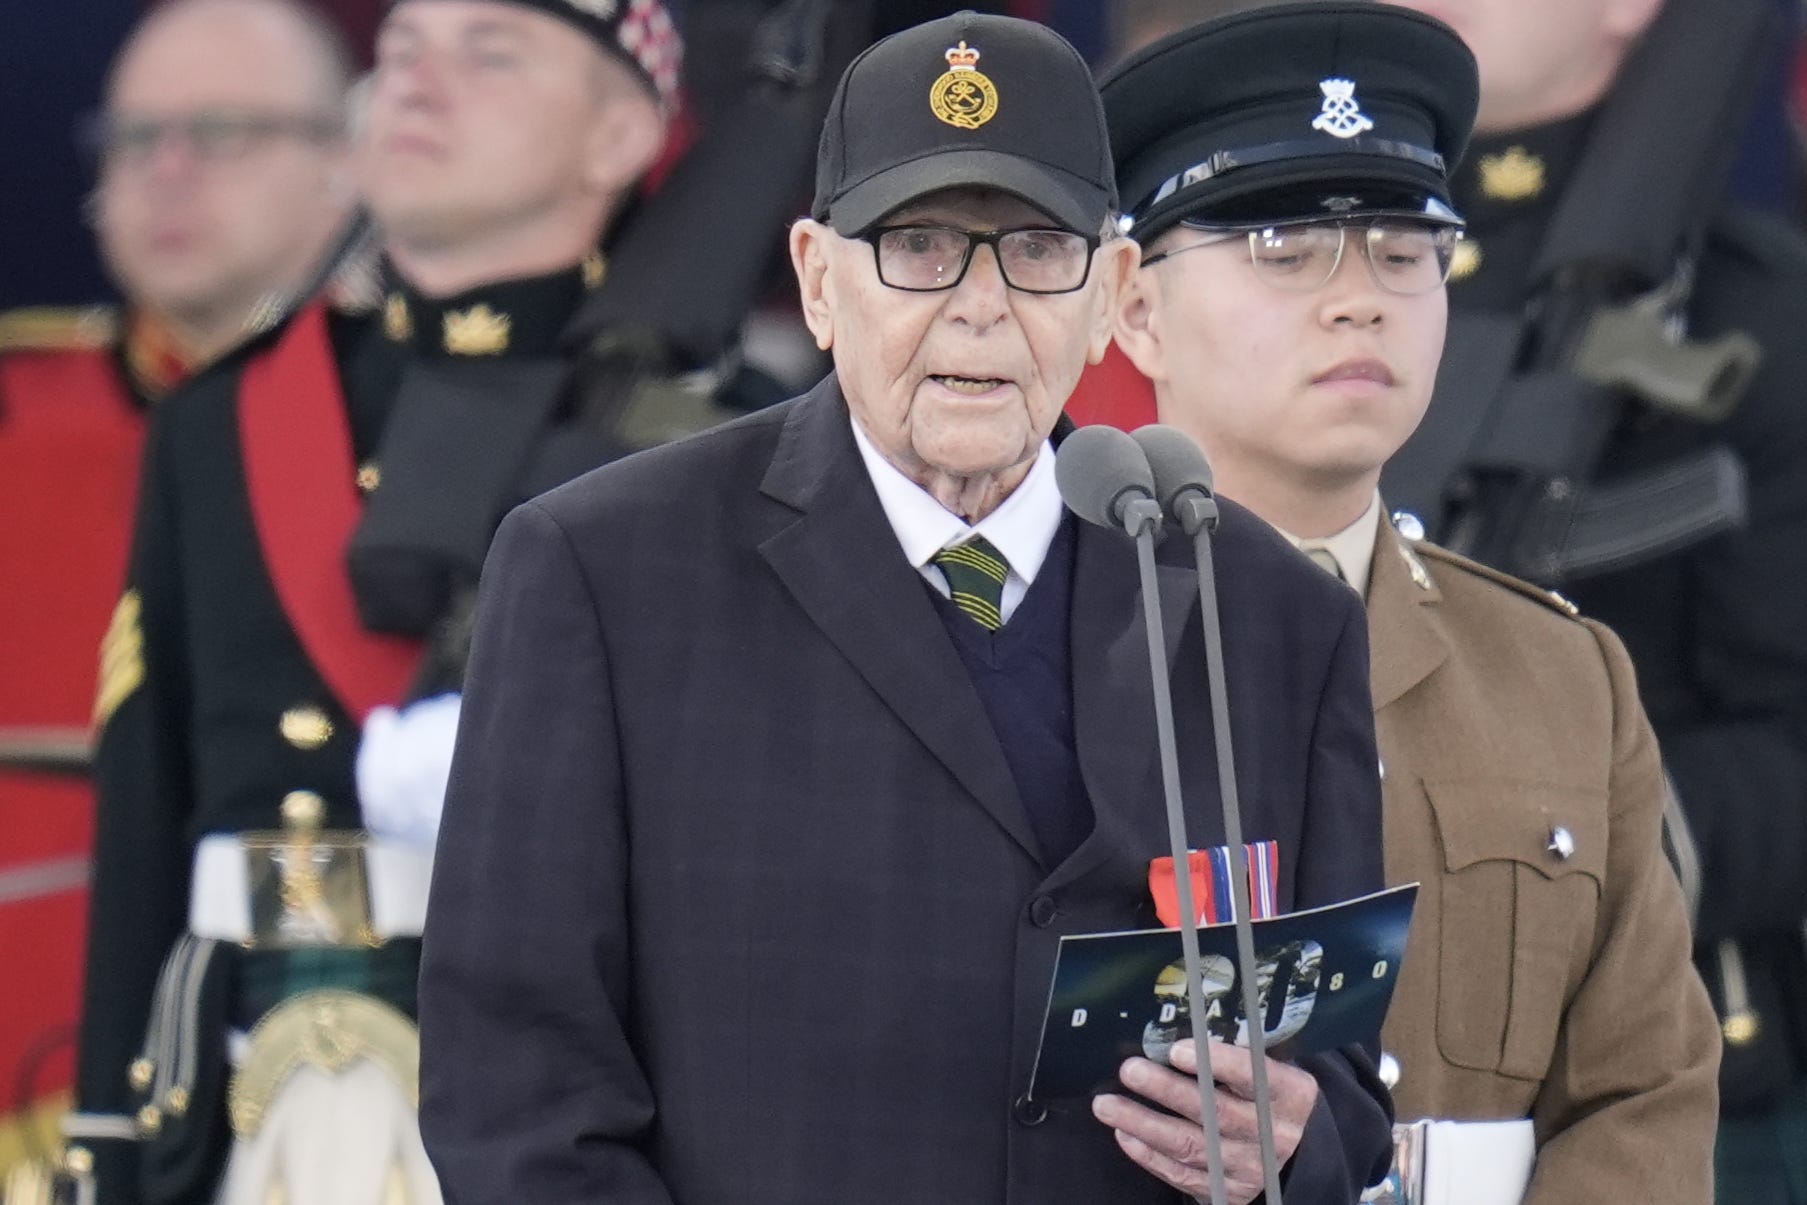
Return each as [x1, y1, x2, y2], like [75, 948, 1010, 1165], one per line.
[1191, 527, 1284, 1205]
[1133, 522, 1230, 1205]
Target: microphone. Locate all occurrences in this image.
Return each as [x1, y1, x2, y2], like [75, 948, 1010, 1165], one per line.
[1130, 424, 1218, 536]
[1055, 426, 1230, 1205]
[1053, 426, 1163, 538]
[1131, 425, 1285, 1205]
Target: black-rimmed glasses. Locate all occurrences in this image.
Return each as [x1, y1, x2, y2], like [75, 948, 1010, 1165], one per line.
[862, 225, 1100, 294]
[80, 110, 344, 169]
[1141, 220, 1461, 296]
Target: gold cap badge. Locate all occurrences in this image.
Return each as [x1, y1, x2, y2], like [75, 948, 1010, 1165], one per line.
[442, 304, 511, 356]
[930, 41, 998, 130]
[1478, 146, 1545, 203]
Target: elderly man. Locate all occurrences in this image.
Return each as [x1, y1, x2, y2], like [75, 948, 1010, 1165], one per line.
[68, 1, 685, 1202]
[419, 11, 1392, 1204]
[1103, 3, 1721, 1202]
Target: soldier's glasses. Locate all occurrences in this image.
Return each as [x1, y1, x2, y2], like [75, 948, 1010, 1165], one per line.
[82, 110, 344, 168]
[1141, 220, 1462, 296]
[863, 225, 1100, 294]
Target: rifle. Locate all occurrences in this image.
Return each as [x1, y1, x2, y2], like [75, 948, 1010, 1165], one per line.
[1381, 0, 1775, 584]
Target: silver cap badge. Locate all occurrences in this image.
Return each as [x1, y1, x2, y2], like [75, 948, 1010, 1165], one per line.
[1312, 78, 1375, 140]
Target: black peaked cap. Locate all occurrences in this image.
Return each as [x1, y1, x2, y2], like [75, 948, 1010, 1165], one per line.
[1102, 2, 1478, 242]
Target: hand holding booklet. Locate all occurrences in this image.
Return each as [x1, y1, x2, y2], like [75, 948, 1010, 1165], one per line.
[1029, 883, 1417, 1099]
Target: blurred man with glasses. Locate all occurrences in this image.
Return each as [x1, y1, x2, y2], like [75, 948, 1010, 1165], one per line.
[85, 0, 358, 378]
[417, 12, 1393, 1202]
[1105, 5, 1719, 1201]
[0, 7, 353, 1195]
[67, 2, 688, 1203]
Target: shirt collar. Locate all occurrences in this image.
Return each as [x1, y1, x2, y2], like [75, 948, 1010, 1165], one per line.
[849, 414, 1064, 585]
[1276, 492, 1383, 598]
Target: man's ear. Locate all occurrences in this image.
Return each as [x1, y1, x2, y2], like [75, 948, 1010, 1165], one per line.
[1085, 235, 1142, 365]
[1604, 0, 1664, 41]
[1113, 256, 1167, 383]
[583, 93, 664, 196]
[789, 219, 835, 352]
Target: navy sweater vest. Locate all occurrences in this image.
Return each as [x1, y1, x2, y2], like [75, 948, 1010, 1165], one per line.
[928, 518, 1093, 867]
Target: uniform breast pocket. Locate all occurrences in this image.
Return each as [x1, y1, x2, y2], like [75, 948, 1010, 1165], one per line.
[1424, 777, 1606, 1081]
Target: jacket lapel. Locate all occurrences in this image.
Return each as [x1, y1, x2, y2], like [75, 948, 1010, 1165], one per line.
[1049, 523, 1198, 892]
[1366, 520, 1449, 712]
[757, 379, 1042, 863]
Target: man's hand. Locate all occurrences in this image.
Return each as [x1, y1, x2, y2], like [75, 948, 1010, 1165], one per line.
[1091, 1039, 1319, 1204]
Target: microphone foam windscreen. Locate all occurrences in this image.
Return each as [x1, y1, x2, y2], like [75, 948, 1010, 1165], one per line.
[1130, 425, 1214, 510]
[1056, 425, 1156, 528]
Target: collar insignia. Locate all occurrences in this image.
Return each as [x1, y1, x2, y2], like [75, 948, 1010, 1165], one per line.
[1312, 78, 1374, 140]
[581, 251, 607, 290]
[383, 293, 412, 342]
[930, 41, 999, 130]
[1478, 145, 1546, 202]
[443, 304, 511, 356]
[1449, 237, 1483, 282]
[1397, 542, 1432, 591]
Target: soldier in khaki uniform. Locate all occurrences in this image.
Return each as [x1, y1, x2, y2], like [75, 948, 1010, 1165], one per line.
[1100, 4, 1721, 1200]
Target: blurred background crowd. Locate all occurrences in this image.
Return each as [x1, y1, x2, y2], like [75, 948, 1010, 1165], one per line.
[6, 0, 1807, 1200]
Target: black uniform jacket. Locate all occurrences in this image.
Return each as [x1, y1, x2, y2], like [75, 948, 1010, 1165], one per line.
[1441, 120, 1807, 1114]
[75, 260, 676, 1202]
[418, 375, 1394, 1204]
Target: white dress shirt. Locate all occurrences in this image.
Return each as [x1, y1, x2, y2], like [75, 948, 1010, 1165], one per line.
[1276, 491, 1383, 599]
[849, 416, 1064, 624]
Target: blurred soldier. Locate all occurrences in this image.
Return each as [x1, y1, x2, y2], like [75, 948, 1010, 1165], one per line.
[1103, 5, 1721, 1201]
[66, 1, 689, 1202]
[1372, 0, 1807, 1198]
[0, 3, 353, 1190]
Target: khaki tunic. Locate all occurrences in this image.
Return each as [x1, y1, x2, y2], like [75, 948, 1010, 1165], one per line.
[1369, 523, 1720, 1204]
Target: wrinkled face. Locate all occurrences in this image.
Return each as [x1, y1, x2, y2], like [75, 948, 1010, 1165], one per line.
[96, 3, 351, 323]
[362, 0, 649, 251]
[1387, 0, 1661, 131]
[1118, 225, 1447, 496]
[792, 190, 1132, 489]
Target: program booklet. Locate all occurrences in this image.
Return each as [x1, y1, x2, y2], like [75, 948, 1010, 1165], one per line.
[1030, 883, 1417, 1099]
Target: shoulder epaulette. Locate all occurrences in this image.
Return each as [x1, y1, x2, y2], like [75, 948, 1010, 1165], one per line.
[1413, 540, 1583, 620]
[0, 306, 119, 356]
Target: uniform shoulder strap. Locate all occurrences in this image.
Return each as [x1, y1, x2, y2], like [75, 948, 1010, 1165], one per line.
[1413, 540, 1584, 620]
[0, 306, 118, 356]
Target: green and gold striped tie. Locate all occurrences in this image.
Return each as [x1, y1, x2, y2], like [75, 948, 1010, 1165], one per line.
[933, 536, 1010, 631]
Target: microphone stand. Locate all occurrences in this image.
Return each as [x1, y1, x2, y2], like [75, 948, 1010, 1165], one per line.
[1170, 487, 1285, 1205]
[1121, 494, 1231, 1205]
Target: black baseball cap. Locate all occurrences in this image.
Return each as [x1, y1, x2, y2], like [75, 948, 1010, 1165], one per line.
[1102, 2, 1478, 242]
[812, 11, 1116, 237]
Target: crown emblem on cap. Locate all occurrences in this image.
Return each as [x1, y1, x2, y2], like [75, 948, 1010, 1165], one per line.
[930, 41, 999, 130]
[1311, 79, 1374, 140]
[442, 305, 511, 356]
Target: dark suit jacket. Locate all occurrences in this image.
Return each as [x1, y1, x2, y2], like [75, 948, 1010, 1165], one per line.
[418, 376, 1392, 1204]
